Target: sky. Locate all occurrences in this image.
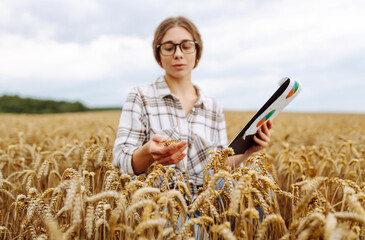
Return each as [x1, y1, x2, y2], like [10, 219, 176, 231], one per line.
[0, 0, 364, 113]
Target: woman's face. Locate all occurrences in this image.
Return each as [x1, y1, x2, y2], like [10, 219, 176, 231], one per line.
[159, 26, 197, 81]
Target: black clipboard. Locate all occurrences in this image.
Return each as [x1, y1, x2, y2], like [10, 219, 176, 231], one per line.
[228, 77, 302, 155]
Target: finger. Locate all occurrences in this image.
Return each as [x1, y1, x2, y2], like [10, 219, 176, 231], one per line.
[168, 140, 187, 149]
[177, 152, 186, 160]
[150, 142, 170, 156]
[152, 134, 167, 144]
[157, 152, 186, 166]
[253, 134, 269, 148]
[163, 141, 187, 155]
[151, 138, 185, 157]
[170, 146, 187, 160]
[261, 122, 271, 137]
[156, 157, 171, 165]
[154, 141, 187, 162]
[161, 145, 187, 162]
[266, 120, 273, 130]
[163, 153, 186, 166]
[257, 128, 270, 142]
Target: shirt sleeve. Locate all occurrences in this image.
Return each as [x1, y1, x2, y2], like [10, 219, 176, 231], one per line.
[113, 88, 147, 175]
[216, 104, 228, 151]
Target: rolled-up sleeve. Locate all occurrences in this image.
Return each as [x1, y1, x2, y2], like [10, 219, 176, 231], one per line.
[216, 105, 228, 151]
[113, 88, 147, 175]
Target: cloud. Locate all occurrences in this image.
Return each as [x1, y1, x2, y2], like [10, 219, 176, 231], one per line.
[201, 0, 365, 70]
[0, 0, 364, 112]
[0, 34, 155, 82]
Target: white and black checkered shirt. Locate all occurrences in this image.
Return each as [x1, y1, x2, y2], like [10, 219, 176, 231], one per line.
[113, 76, 228, 198]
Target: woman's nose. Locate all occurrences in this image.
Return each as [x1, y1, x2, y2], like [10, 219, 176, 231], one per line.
[174, 45, 184, 58]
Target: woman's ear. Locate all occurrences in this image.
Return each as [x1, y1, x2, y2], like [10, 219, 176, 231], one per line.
[194, 59, 199, 68]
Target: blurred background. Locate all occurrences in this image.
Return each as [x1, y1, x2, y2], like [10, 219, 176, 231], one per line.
[0, 0, 364, 113]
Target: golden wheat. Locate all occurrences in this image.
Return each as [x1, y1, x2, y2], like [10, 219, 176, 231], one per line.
[0, 111, 364, 239]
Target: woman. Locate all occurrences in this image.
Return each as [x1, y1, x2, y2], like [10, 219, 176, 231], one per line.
[113, 16, 272, 199]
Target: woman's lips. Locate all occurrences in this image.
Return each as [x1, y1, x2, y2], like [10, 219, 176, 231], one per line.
[173, 64, 185, 70]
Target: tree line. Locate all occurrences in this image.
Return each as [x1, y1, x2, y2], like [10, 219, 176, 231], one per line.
[0, 95, 120, 114]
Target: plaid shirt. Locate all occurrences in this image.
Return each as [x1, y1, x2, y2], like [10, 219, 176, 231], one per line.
[113, 76, 228, 197]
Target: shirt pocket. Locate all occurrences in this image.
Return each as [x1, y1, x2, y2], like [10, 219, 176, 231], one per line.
[192, 133, 216, 154]
[150, 127, 182, 141]
[192, 121, 216, 143]
[189, 133, 216, 172]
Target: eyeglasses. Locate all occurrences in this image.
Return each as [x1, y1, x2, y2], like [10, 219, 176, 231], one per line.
[157, 40, 198, 56]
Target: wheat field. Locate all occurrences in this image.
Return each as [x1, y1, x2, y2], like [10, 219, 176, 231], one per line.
[0, 111, 364, 239]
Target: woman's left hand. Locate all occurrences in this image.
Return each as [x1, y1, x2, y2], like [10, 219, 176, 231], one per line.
[246, 120, 272, 155]
[227, 120, 273, 168]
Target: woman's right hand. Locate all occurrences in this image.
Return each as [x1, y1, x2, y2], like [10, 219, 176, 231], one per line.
[148, 134, 187, 166]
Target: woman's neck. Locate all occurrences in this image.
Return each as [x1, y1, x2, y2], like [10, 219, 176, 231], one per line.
[164, 74, 198, 115]
[164, 74, 195, 97]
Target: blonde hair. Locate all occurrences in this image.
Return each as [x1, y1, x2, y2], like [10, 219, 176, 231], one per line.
[152, 16, 203, 68]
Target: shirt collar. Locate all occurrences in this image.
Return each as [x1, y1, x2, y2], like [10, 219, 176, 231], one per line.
[155, 75, 206, 109]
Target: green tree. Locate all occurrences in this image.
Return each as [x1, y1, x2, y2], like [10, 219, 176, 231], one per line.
[0, 95, 90, 113]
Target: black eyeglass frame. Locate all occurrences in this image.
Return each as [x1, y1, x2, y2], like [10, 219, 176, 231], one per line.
[157, 40, 199, 56]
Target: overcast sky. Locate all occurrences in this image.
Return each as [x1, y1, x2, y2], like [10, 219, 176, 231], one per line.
[1, 0, 364, 113]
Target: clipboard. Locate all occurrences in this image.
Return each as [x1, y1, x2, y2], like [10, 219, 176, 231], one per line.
[228, 77, 302, 155]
